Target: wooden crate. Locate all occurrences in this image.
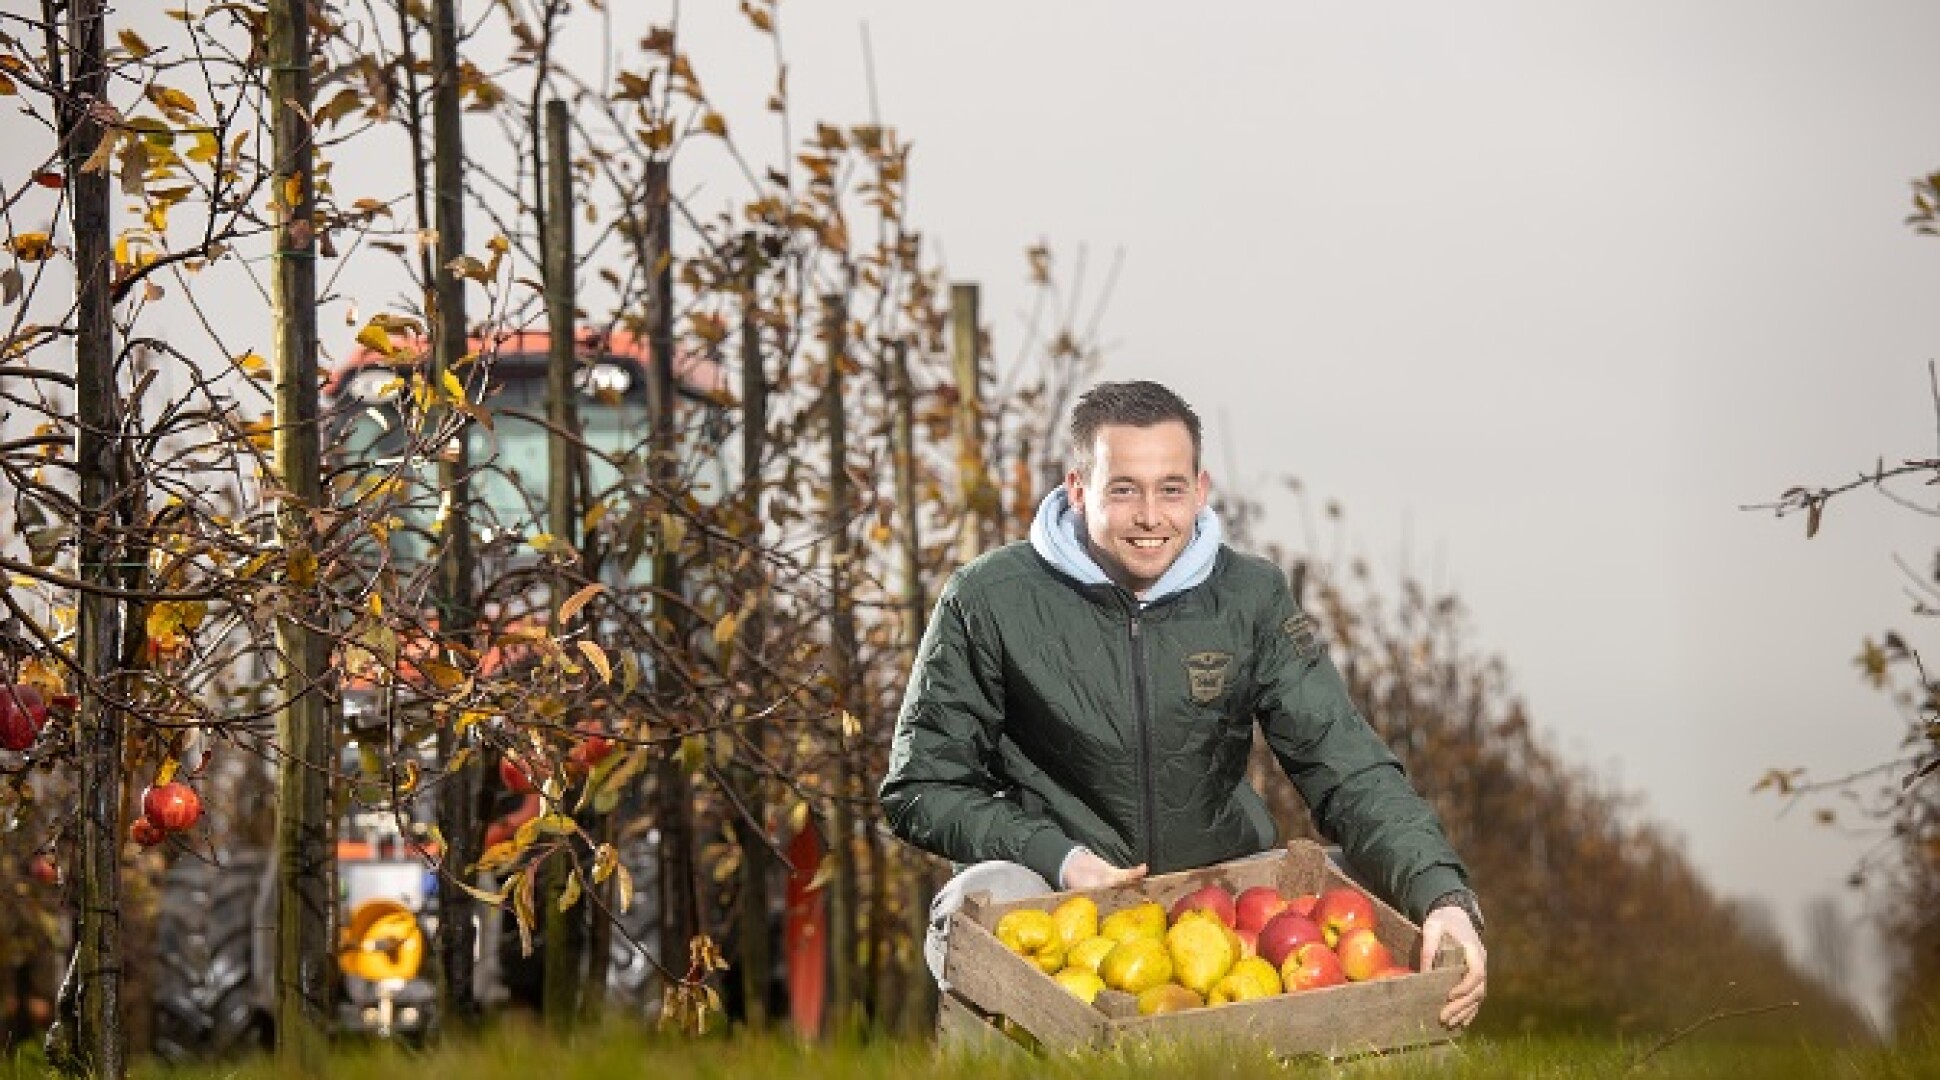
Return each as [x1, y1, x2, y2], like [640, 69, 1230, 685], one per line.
[939, 840, 1465, 1060]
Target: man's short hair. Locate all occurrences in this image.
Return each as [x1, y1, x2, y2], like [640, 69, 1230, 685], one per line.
[1068, 380, 1203, 477]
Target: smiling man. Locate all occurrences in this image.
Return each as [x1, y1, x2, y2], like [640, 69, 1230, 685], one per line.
[879, 380, 1487, 1029]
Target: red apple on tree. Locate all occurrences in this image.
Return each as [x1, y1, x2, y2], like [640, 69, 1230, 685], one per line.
[1168, 884, 1237, 928]
[0, 684, 48, 752]
[27, 854, 58, 885]
[570, 720, 615, 768]
[1281, 941, 1346, 991]
[1314, 887, 1375, 947]
[142, 781, 201, 832]
[1234, 886, 1291, 933]
[1335, 926, 1395, 982]
[1255, 911, 1325, 969]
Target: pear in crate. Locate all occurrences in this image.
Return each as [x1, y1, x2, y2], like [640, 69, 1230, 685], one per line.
[1066, 935, 1117, 975]
[1051, 894, 1099, 948]
[1164, 913, 1236, 995]
[1098, 937, 1173, 993]
[1099, 901, 1167, 943]
[1052, 967, 1106, 1003]
[995, 908, 1065, 972]
[1136, 983, 1203, 1015]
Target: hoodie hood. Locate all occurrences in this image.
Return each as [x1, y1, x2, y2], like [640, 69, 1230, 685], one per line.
[1029, 487, 1223, 604]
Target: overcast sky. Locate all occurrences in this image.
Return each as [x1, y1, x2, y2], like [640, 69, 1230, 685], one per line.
[8, 0, 1934, 1024]
[672, 1, 1940, 1021]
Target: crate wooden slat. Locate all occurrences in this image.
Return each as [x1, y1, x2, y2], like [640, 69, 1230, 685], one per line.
[941, 840, 1466, 1059]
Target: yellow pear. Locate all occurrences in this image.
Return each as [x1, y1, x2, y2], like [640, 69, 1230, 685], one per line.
[1051, 895, 1099, 948]
[1165, 915, 1236, 996]
[995, 908, 1056, 954]
[1030, 943, 1067, 974]
[1136, 983, 1203, 1015]
[1099, 901, 1168, 943]
[1052, 967, 1106, 1004]
[1098, 937, 1173, 994]
[1229, 956, 1283, 996]
[1207, 958, 1281, 1005]
[1066, 935, 1117, 975]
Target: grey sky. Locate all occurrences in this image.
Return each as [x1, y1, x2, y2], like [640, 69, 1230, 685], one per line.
[676, 1, 1940, 1019]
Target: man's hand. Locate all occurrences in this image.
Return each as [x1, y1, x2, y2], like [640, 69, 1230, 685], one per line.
[1419, 906, 1487, 1029]
[1059, 849, 1148, 890]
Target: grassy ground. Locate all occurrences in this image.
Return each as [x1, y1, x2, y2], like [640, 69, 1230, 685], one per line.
[3, 1021, 1931, 1080]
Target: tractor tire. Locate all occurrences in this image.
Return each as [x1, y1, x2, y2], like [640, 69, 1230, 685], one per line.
[153, 854, 271, 1063]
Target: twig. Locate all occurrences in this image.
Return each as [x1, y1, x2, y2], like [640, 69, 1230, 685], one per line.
[1625, 995, 1799, 1072]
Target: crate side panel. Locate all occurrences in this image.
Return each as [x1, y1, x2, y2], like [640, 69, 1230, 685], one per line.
[1105, 967, 1463, 1057]
[943, 912, 1106, 1050]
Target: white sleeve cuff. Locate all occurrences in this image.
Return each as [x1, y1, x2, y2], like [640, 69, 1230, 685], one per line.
[1056, 845, 1093, 890]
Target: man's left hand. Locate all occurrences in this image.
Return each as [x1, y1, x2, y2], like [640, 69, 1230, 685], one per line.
[1418, 906, 1486, 1029]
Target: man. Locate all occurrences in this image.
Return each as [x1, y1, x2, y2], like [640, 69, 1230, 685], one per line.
[879, 380, 1486, 1029]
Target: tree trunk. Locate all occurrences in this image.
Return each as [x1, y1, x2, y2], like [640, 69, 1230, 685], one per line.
[949, 284, 996, 562]
[733, 233, 772, 1031]
[822, 290, 860, 1035]
[427, 0, 480, 1030]
[267, 0, 333, 1070]
[540, 97, 588, 1033]
[45, 1, 124, 1074]
[644, 161, 702, 993]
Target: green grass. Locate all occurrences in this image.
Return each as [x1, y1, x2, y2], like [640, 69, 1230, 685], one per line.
[6, 1023, 1937, 1080]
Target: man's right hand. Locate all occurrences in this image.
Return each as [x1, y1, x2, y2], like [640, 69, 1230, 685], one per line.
[1060, 849, 1148, 890]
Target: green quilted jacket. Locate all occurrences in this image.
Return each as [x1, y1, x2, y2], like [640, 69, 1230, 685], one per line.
[878, 541, 1471, 921]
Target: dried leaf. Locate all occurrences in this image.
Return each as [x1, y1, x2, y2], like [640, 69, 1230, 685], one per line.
[577, 639, 612, 684]
[558, 582, 606, 623]
[558, 868, 582, 912]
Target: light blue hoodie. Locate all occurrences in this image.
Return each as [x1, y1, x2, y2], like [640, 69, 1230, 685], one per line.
[1027, 487, 1223, 605]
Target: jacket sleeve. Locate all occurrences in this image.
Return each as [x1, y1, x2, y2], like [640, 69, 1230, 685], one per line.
[1252, 580, 1472, 921]
[878, 573, 1080, 887]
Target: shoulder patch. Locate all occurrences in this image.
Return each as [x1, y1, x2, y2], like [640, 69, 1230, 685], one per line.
[1283, 614, 1322, 659]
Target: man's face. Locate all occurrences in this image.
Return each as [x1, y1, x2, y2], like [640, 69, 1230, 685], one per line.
[1065, 420, 1211, 597]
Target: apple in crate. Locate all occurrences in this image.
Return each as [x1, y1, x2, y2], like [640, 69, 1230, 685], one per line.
[1255, 911, 1325, 969]
[1234, 886, 1290, 933]
[1335, 926, 1396, 982]
[1281, 941, 1346, 991]
[1313, 886, 1375, 946]
[1168, 884, 1236, 928]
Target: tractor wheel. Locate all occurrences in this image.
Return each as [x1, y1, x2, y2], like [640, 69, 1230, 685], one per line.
[153, 853, 271, 1062]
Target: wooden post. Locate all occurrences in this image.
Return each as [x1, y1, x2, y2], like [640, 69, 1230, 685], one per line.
[733, 232, 772, 1031]
[645, 160, 702, 988]
[540, 97, 588, 1032]
[950, 283, 996, 563]
[266, 0, 332, 1071]
[427, 0, 480, 1028]
[45, 1, 124, 1074]
[821, 289, 860, 1034]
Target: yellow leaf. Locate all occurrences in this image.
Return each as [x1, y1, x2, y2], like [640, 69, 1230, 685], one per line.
[558, 582, 605, 623]
[582, 500, 609, 532]
[286, 545, 318, 586]
[8, 233, 54, 262]
[787, 799, 809, 837]
[235, 350, 267, 374]
[145, 84, 201, 117]
[712, 611, 738, 647]
[576, 640, 611, 684]
[283, 174, 304, 208]
[439, 368, 465, 403]
[700, 112, 728, 137]
[616, 862, 634, 913]
[418, 657, 466, 691]
[118, 29, 154, 57]
[593, 843, 618, 884]
[677, 735, 706, 776]
[558, 868, 583, 912]
[0, 71, 16, 97]
[355, 321, 398, 358]
[186, 130, 220, 164]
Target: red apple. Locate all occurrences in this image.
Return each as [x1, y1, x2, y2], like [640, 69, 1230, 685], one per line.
[1287, 893, 1319, 919]
[142, 781, 201, 832]
[130, 817, 167, 847]
[27, 854, 58, 885]
[1368, 965, 1413, 981]
[1336, 926, 1395, 982]
[1235, 886, 1291, 933]
[1168, 884, 1236, 928]
[1314, 887, 1375, 947]
[0, 684, 48, 751]
[570, 720, 615, 768]
[1281, 941, 1345, 991]
[499, 756, 538, 795]
[1255, 911, 1326, 969]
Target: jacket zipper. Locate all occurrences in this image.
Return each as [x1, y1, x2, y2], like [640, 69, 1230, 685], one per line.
[1128, 604, 1157, 869]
